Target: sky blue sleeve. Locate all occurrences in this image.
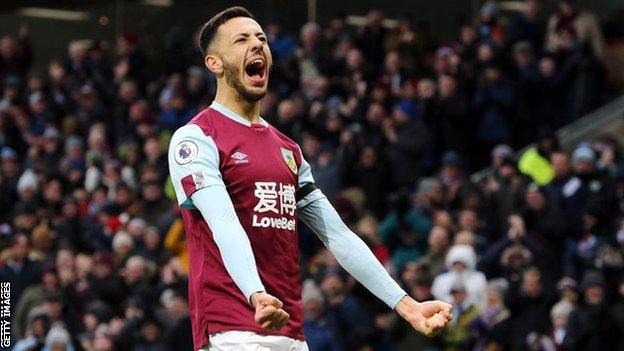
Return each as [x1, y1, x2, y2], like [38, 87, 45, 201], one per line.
[168, 124, 223, 208]
[298, 191, 407, 309]
[191, 186, 265, 303]
[168, 125, 265, 303]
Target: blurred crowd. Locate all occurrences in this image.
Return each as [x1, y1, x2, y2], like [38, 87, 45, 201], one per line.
[1, 0, 623, 350]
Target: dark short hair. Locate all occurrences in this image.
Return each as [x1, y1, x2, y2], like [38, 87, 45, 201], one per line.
[198, 6, 255, 56]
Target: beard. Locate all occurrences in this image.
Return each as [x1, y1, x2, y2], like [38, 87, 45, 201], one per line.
[222, 58, 266, 102]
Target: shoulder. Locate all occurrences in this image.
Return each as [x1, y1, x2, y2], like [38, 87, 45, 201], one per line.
[182, 107, 217, 137]
[169, 124, 207, 147]
[268, 124, 299, 148]
[168, 123, 219, 166]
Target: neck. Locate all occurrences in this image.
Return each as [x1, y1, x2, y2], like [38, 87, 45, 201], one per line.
[214, 84, 261, 123]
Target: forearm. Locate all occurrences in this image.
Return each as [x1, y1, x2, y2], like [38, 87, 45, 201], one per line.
[192, 186, 265, 302]
[299, 190, 407, 308]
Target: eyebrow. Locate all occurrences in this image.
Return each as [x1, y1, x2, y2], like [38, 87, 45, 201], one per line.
[232, 32, 266, 41]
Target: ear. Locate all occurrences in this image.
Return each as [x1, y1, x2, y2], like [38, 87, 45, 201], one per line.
[205, 54, 223, 75]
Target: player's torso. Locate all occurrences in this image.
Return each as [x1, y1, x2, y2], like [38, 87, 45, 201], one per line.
[189, 107, 304, 327]
[191, 108, 301, 236]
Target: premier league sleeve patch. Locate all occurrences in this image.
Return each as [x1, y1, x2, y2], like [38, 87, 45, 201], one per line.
[174, 140, 199, 165]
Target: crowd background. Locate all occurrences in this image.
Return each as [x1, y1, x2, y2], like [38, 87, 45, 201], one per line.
[2, 0, 624, 350]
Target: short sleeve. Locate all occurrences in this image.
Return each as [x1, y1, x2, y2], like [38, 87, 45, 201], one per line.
[298, 149, 315, 188]
[296, 147, 323, 207]
[168, 124, 223, 208]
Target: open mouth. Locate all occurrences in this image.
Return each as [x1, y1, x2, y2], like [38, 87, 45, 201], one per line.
[244, 58, 266, 85]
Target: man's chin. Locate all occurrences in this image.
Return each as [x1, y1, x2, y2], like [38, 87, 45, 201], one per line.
[240, 86, 267, 102]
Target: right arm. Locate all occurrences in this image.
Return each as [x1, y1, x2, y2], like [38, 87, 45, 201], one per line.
[168, 124, 288, 330]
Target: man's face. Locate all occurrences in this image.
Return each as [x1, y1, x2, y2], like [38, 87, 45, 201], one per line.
[522, 270, 542, 296]
[486, 289, 502, 307]
[451, 289, 467, 305]
[411, 284, 431, 301]
[304, 298, 324, 320]
[438, 75, 456, 98]
[574, 159, 594, 174]
[211, 17, 272, 102]
[551, 152, 571, 178]
[585, 285, 604, 305]
[428, 227, 449, 251]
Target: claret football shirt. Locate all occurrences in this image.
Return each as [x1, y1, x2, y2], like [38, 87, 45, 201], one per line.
[168, 102, 321, 349]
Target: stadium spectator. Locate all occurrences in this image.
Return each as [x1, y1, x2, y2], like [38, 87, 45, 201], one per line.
[432, 244, 487, 307]
[1, 3, 621, 350]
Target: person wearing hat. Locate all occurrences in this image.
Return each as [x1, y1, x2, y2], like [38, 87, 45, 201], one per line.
[471, 279, 513, 351]
[440, 151, 475, 209]
[42, 325, 74, 351]
[477, 1, 505, 44]
[484, 154, 526, 228]
[569, 143, 618, 237]
[546, 300, 575, 350]
[39, 126, 64, 171]
[30, 91, 55, 125]
[1, 146, 22, 197]
[439, 279, 479, 350]
[432, 245, 487, 308]
[16, 168, 39, 203]
[300, 279, 339, 351]
[563, 270, 620, 350]
[383, 98, 431, 188]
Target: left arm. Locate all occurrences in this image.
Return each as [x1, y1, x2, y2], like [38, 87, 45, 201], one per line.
[298, 191, 407, 308]
[296, 149, 453, 336]
[298, 190, 452, 336]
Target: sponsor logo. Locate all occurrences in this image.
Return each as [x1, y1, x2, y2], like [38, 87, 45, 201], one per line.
[174, 140, 198, 165]
[251, 181, 297, 231]
[252, 215, 296, 230]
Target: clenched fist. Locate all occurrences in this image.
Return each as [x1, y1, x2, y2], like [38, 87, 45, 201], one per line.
[395, 296, 453, 337]
[250, 292, 290, 331]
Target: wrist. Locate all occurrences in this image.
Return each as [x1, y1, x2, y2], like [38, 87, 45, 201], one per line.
[249, 290, 266, 307]
[394, 295, 417, 318]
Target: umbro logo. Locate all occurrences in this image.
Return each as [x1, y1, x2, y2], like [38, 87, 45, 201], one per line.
[231, 151, 249, 164]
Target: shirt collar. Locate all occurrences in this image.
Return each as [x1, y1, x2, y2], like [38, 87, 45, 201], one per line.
[210, 101, 268, 127]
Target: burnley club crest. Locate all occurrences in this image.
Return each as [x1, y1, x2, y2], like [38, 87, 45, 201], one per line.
[280, 148, 297, 174]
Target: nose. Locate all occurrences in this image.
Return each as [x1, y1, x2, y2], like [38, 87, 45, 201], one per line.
[250, 37, 264, 52]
